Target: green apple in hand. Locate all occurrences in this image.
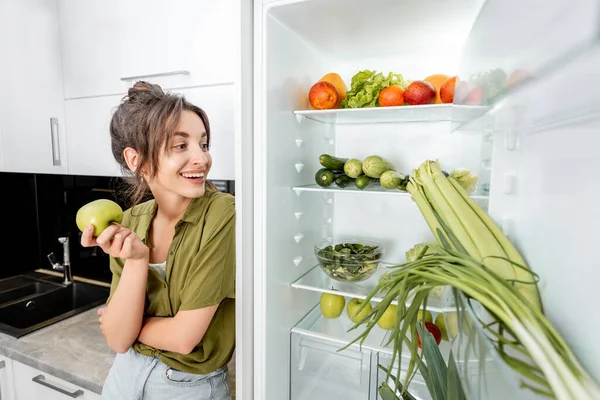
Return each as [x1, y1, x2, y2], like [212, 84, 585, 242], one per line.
[320, 293, 345, 319]
[347, 298, 372, 324]
[76, 199, 124, 237]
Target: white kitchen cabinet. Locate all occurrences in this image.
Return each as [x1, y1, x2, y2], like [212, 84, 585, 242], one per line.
[64, 96, 123, 177]
[0, 355, 15, 400]
[0, 0, 68, 174]
[0, 124, 5, 172]
[58, 0, 236, 100]
[177, 85, 236, 181]
[64, 84, 235, 180]
[13, 360, 100, 400]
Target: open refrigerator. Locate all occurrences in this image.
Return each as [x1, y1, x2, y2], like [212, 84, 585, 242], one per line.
[239, 0, 600, 399]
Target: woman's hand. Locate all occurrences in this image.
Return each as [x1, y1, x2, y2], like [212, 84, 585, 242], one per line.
[81, 224, 149, 261]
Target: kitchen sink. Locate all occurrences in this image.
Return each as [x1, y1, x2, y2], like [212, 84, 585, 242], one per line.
[0, 280, 59, 305]
[0, 273, 109, 338]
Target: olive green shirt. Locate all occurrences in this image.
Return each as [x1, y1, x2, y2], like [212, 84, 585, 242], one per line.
[107, 189, 235, 374]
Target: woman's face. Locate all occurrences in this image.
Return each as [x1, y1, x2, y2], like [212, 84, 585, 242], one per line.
[149, 110, 212, 199]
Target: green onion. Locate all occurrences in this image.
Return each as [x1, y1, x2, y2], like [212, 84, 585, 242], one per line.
[342, 160, 600, 400]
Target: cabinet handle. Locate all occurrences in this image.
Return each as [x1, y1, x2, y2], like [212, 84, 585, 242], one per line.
[50, 117, 61, 166]
[32, 374, 84, 398]
[120, 70, 190, 81]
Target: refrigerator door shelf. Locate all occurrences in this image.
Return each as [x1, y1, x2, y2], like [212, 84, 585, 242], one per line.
[293, 104, 490, 126]
[450, 290, 547, 400]
[452, 0, 600, 122]
[291, 265, 456, 314]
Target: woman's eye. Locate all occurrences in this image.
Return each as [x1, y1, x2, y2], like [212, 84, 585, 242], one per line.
[201, 143, 209, 151]
[174, 143, 187, 150]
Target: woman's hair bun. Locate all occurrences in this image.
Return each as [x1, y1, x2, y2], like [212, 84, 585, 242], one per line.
[124, 81, 165, 104]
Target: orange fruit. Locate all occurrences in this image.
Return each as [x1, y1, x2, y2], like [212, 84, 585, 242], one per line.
[319, 72, 347, 99]
[440, 76, 457, 104]
[505, 69, 530, 89]
[424, 74, 450, 104]
[378, 85, 405, 107]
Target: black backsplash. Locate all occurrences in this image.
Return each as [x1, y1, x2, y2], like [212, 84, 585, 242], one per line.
[0, 172, 234, 284]
[0, 173, 41, 278]
[35, 174, 126, 283]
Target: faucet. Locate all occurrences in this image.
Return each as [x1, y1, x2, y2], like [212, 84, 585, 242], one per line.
[47, 236, 73, 285]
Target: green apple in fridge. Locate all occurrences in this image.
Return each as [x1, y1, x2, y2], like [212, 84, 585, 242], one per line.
[417, 309, 433, 324]
[376, 304, 398, 330]
[320, 293, 345, 319]
[76, 199, 124, 237]
[346, 298, 372, 324]
[444, 311, 459, 339]
[435, 313, 448, 341]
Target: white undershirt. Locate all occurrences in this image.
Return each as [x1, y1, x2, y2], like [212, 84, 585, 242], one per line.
[149, 261, 167, 280]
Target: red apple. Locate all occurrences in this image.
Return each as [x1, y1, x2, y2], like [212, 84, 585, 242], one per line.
[417, 321, 443, 348]
[404, 81, 436, 105]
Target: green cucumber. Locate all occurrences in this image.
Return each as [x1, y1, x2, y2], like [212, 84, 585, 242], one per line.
[344, 158, 363, 178]
[355, 175, 374, 190]
[319, 154, 348, 171]
[398, 174, 410, 191]
[315, 168, 335, 187]
[335, 175, 354, 188]
[362, 155, 396, 178]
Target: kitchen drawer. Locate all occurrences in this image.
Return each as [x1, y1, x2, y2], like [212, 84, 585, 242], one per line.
[289, 332, 433, 400]
[377, 352, 429, 400]
[290, 333, 378, 400]
[0, 354, 15, 400]
[13, 360, 100, 400]
[290, 304, 442, 400]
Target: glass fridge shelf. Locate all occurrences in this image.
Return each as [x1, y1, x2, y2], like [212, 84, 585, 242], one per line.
[293, 104, 490, 125]
[291, 265, 456, 313]
[292, 184, 490, 201]
[292, 304, 453, 359]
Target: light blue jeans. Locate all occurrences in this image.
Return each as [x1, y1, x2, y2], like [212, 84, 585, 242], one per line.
[102, 348, 232, 400]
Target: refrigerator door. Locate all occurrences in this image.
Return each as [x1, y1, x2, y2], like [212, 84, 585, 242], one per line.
[452, 0, 600, 113]
[449, 0, 600, 398]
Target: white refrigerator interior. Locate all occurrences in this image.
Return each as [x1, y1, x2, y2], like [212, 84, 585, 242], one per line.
[249, 0, 600, 399]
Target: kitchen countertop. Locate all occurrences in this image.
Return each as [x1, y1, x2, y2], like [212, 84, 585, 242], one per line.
[0, 307, 114, 394]
[0, 270, 237, 397]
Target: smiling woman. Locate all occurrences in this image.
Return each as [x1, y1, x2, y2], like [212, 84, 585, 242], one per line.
[80, 81, 236, 400]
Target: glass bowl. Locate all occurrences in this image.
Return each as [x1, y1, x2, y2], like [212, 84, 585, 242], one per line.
[314, 240, 383, 282]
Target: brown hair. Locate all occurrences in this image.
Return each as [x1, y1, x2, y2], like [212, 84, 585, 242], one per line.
[110, 81, 217, 208]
